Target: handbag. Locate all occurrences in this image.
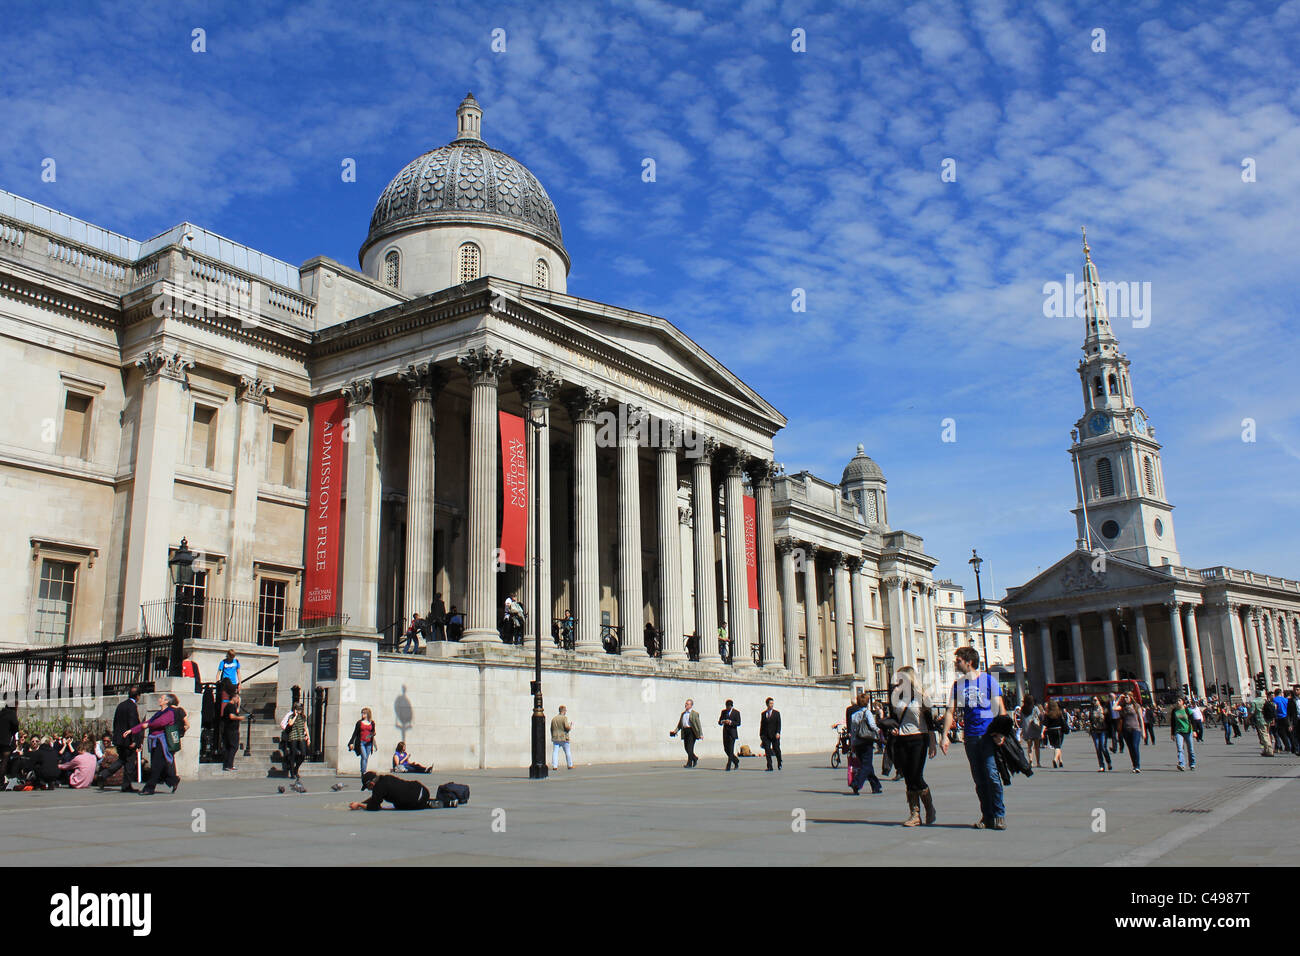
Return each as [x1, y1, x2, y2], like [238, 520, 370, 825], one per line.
[163, 723, 182, 753]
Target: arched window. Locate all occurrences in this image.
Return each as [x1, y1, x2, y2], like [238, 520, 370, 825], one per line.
[1096, 457, 1115, 497]
[1108, 374, 1119, 395]
[1093, 376, 1103, 397]
[534, 258, 549, 289]
[1264, 616, 1273, 649]
[383, 250, 400, 289]
[458, 242, 481, 283]
[1143, 456, 1155, 495]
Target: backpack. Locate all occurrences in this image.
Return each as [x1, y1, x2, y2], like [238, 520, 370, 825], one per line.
[1263, 699, 1277, 721]
[850, 707, 878, 742]
[436, 782, 470, 807]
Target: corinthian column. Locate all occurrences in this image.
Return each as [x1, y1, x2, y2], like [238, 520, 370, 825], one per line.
[399, 362, 446, 627]
[1227, 603, 1251, 693]
[691, 437, 721, 663]
[516, 368, 561, 644]
[832, 554, 853, 675]
[776, 537, 799, 672]
[1132, 607, 1154, 691]
[746, 459, 781, 669]
[1166, 600, 1189, 695]
[1183, 604, 1205, 698]
[656, 424, 685, 660]
[1101, 610, 1119, 681]
[618, 405, 647, 657]
[567, 387, 606, 653]
[848, 557, 868, 678]
[802, 544, 821, 674]
[457, 348, 510, 642]
[341, 375, 382, 632]
[721, 450, 754, 669]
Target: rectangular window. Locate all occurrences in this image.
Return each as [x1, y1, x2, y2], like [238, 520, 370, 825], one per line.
[257, 578, 288, 647]
[177, 569, 208, 641]
[191, 405, 217, 469]
[270, 425, 293, 485]
[58, 393, 92, 458]
[870, 591, 878, 619]
[34, 559, 77, 644]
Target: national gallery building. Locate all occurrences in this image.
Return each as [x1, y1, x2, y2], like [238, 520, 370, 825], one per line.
[0, 95, 947, 710]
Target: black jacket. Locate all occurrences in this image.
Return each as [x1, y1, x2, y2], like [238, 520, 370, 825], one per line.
[0, 706, 17, 749]
[759, 708, 781, 742]
[33, 744, 60, 781]
[718, 707, 741, 740]
[988, 715, 1033, 785]
[113, 697, 141, 749]
[348, 720, 377, 753]
[363, 774, 430, 810]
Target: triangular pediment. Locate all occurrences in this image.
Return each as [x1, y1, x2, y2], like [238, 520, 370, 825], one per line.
[1004, 549, 1178, 607]
[505, 283, 786, 430]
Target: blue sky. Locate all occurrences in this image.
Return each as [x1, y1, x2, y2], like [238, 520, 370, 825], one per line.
[3, 0, 1298, 599]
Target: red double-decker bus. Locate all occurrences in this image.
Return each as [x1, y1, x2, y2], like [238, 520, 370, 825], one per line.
[1045, 679, 1155, 712]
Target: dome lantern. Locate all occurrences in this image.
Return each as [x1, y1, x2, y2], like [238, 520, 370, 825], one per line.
[455, 92, 483, 142]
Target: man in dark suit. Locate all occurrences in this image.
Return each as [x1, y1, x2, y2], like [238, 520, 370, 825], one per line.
[670, 699, 704, 767]
[430, 593, 446, 642]
[759, 697, 782, 771]
[106, 686, 142, 792]
[718, 699, 742, 771]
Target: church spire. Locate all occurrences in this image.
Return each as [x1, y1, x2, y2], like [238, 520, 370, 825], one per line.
[1081, 226, 1115, 350]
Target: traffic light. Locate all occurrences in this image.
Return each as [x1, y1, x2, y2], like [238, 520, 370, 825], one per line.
[1255, 672, 1266, 693]
[1181, 683, 1189, 698]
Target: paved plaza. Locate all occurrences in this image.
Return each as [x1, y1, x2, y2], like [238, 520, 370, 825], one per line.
[2, 733, 1296, 867]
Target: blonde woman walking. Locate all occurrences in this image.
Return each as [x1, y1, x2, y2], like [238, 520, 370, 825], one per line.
[889, 666, 938, 826]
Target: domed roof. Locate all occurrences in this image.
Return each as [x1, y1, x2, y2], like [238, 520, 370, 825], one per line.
[841, 443, 884, 484]
[361, 93, 566, 263]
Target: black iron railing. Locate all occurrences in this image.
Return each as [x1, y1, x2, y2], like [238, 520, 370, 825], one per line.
[552, 618, 576, 651]
[751, 642, 763, 667]
[601, 624, 623, 654]
[0, 635, 171, 701]
[141, 597, 302, 647]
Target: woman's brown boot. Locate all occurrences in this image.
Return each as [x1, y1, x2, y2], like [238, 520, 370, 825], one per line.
[903, 789, 922, 827]
[919, 787, 936, 825]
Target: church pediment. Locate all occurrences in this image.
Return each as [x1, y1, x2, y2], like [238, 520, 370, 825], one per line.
[1005, 550, 1179, 608]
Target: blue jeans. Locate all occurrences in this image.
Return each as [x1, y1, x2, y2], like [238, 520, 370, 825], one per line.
[551, 741, 572, 768]
[1174, 732, 1195, 768]
[851, 742, 881, 793]
[358, 741, 373, 775]
[1123, 728, 1142, 769]
[1091, 732, 1112, 768]
[964, 734, 1005, 823]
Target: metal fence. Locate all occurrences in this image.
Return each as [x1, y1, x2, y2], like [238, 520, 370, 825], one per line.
[0, 634, 173, 702]
[140, 597, 302, 646]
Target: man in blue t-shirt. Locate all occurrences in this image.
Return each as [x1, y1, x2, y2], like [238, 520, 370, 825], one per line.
[216, 650, 240, 690]
[941, 646, 1007, 830]
[1272, 690, 1293, 755]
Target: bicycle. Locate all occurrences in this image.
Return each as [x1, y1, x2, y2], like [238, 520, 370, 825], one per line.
[830, 725, 852, 769]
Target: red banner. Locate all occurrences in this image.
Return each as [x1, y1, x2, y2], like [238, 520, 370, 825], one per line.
[303, 396, 347, 620]
[499, 411, 528, 566]
[744, 494, 759, 610]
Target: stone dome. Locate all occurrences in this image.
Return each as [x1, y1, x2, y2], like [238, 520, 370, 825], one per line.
[360, 93, 567, 267]
[841, 443, 884, 484]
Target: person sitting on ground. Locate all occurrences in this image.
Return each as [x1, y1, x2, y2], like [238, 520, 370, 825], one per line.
[58, 741, 97, 790]
[32, 737, 62, 789]
[391, 741, 432, 774]
[348, 770, 436, 810]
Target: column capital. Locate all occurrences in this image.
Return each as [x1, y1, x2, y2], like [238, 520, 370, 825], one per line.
[687, 433, 719, 464]
[400, 361, 449, 400]
[775, 536, 798, 556]
[458, 346, 511, 386]
[678, 503, 693, 527]
[515, 367, 562, 407]
[137, 349, 193, 384]
[620, 403, 648, 445]
[341, 375, 376, 407]
[834, 552, 853, 571]
[1164, 599, 1183, 613]
[881, 574, 902, 589]
[655, 418, 680, 451]
[236, 375, 274, 407]
[564, 385, 608, 423]
[718, 446, 748, 479]
[745, 457, 783, 486]
[845, 554, 864, 573]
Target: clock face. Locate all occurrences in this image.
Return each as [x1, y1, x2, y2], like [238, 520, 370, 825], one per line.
[1133, 413, 1148, 434]
[1088, 413, 1110, 436]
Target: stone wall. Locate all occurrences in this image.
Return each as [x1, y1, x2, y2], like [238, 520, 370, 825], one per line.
[278, 630, 858, 773]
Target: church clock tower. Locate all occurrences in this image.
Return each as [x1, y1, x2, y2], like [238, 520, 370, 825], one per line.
[1068, 230, 1180, 567]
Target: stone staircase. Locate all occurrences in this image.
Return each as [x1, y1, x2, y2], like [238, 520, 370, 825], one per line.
[195, 682, 338, 778]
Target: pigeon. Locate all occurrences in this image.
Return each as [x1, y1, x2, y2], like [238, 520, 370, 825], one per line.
[277, 786, 286, 794]
[330, 783, 345, 791]
[291, 783, 307, 793]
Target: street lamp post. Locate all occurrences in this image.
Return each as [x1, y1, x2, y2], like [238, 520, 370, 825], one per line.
[527, 408, 549, 780]
[969, 549, 989, 680]
[168, 538, 196, 677]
